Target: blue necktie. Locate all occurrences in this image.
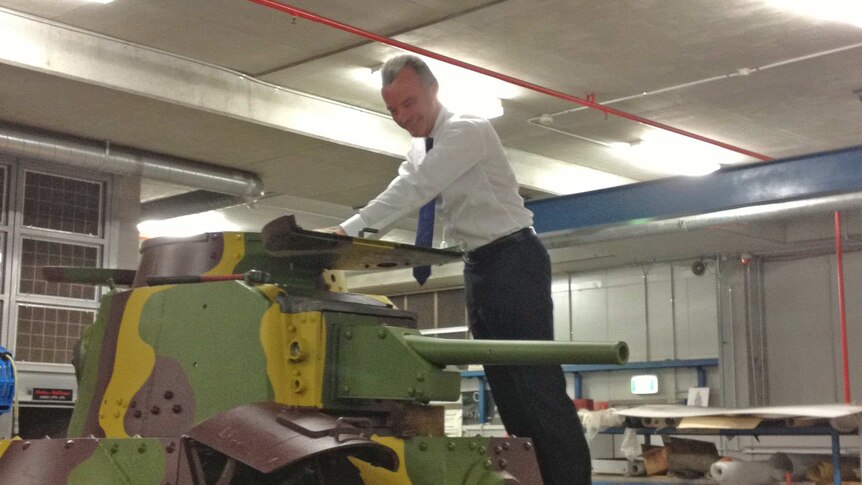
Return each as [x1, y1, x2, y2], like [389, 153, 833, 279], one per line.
[413, 137, 435, 285]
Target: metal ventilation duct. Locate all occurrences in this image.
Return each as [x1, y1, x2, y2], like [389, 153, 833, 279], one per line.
[0, 122, 263, 200]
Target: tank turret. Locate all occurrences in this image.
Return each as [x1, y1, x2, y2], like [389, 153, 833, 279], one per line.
[0, 215, 628, 485]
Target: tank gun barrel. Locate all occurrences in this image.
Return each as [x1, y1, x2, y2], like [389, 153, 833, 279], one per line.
[403, 334, 628, 366]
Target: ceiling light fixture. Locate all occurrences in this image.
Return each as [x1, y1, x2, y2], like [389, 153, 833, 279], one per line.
[83, 0, 115, 4]
[364, 56, 518, 119]
[609, 130, 748, 176]
[766, 0, 862, 28]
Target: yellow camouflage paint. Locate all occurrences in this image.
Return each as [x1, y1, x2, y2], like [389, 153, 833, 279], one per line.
[0, 437, 20, 458]
[350, 436, 411, 484]
[321, 269, 347, 292]
[260, 305, 326, 408]
[98, 286, 170, 437]
[203, 232, 244, 276]
[365, 294, 397, 307]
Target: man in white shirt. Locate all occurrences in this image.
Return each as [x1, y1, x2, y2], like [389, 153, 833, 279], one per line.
[334, 54, 591, 484]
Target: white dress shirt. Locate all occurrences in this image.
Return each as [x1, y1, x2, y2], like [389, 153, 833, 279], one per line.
[341, 107, 532, 251]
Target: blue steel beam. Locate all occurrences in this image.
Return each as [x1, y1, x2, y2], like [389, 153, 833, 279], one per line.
[527, 145, 862, 234]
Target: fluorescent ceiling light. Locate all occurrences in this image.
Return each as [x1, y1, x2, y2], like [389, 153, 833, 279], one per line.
[609, 130, 748, 176]
[362, 56, 518, 119]
[84, 0, 115, 3]
[138, 211, 240, 239]
[437, 90, 503, 119]
[766, 0, 862, 28]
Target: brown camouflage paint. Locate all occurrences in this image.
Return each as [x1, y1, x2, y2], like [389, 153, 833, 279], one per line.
[188, 402, 398, 474]
[75, 290, 131, 437]
[0, 438, 98, 483]
[487, 437, 542, 485]
[124, 356, 196, 437]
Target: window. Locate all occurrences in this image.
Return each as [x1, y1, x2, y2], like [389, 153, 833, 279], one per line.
[15, 304, 94, 364]
[5, 164, 110, 365]
[23, 171, 104, 236]
[18, 239, 98, 299]
[394, 288, 469, 338]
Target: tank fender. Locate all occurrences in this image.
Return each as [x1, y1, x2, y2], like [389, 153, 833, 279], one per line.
[187, 402, 399, 474]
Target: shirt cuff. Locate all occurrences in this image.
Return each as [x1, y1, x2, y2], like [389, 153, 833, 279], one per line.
[340, 214, 368, 237]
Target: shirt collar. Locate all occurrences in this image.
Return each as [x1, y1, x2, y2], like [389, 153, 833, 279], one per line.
[428, 105, 452, 140]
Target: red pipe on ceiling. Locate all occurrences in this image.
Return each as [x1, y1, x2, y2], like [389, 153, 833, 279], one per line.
[249, 0, 773, 162]
[834, 211, 852, 404]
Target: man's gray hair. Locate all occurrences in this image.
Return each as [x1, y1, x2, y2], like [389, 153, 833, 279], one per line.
[381, 54, 438, 87]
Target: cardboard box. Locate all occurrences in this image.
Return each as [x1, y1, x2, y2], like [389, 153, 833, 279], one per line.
[642, 446, 669, 476]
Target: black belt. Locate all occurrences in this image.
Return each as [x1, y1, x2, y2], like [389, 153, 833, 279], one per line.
[464, 227, 536, 263]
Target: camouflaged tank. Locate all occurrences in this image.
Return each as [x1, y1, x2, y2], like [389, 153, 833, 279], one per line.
[0, 215, 628, 485]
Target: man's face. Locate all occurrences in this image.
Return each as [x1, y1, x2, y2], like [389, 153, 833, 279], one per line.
[381, 67, 440, 138]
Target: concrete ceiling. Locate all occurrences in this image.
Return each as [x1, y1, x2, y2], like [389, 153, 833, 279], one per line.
[0, 0, 860, 278]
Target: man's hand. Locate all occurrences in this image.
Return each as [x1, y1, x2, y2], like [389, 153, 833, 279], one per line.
[314, 226, 347, 236]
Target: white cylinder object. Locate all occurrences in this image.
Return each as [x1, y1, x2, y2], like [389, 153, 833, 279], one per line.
[709, 459, 776, 485]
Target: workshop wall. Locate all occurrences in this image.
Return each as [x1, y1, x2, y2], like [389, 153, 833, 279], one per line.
[561, 261, 720, 405]
[763, 251, 862, 405]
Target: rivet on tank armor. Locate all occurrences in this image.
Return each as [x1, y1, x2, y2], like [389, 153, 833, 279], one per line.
[64, 440, 74, 449]
[172, 404, 182, 414]
[151, 405, 160, 415]
[164, 391, 174, 400]
[498, 459, 508, 469]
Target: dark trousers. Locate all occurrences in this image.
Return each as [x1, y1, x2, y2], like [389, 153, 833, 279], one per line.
[464, 231, 591, 485]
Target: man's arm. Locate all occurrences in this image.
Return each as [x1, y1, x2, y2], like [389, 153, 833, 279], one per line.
[355, 119, 488, 235]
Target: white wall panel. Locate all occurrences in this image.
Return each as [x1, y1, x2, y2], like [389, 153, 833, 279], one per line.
[567, 262, 720, 411]
[571, 285, 608, 340]
[673, 263, 720, 359]
[645, 268, 675, 360]
[552, 274, 571, 341]
[762, 253, 862, 404]
[608, 284, 647, 361]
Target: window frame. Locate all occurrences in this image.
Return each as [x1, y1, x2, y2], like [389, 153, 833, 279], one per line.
[2, 158, 113, 365]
